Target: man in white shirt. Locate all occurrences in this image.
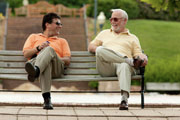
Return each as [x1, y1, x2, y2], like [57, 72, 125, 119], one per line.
[88, 9, 148, 110]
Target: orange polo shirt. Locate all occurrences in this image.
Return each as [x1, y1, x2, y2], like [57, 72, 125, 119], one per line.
[23, 33, 71, 59]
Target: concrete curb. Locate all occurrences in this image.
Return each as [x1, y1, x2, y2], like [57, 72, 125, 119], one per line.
[1, 102, 180, 108]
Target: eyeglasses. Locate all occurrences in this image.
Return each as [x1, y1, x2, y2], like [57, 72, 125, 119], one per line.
[109, 17, 123, 22]
[53, 22, 63, 26]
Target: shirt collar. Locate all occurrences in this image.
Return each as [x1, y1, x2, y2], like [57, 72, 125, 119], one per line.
[110, 28, 131, 35]
[38, 33, 58, 39]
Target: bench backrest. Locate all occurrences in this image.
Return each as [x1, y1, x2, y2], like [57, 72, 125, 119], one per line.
[0, 50, 96, 74]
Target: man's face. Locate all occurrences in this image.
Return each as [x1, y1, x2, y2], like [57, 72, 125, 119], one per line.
[110, 11, 126, 33]
[47, 18, 62, 36]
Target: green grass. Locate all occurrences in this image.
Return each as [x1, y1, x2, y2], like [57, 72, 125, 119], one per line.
[103, 19, 180, 83]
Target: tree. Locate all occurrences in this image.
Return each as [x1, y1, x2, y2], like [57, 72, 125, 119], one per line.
[140, 0, 180, 14]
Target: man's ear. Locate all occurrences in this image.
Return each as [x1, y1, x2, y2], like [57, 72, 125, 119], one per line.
[45, 23, 50, 30]
[124, 18, 128, 24]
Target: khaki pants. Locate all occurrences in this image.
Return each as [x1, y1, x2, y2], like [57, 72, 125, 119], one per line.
[29, 46, 64, 93]
[96, 46, 135, 93]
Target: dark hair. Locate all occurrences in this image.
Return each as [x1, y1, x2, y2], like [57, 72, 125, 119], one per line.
[42, 13, 61, 31]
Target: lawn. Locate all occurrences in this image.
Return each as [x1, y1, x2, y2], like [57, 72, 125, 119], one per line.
[102, 19, 180, 83]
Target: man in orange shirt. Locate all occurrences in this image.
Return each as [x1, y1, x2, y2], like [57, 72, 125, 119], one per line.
[23, 13, 71, 110]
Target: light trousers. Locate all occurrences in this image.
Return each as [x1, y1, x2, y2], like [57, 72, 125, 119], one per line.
[96, 46, 135, 94]
[29, 46, 64, 93]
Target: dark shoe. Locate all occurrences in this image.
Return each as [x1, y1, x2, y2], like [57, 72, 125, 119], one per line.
[25, 62, 40, 82]
[119, 100, 128, 110]
[43, 98, 53, 110]
[133, 56, 144, 69]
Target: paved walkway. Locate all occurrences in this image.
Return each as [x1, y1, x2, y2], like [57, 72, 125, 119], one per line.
[0, 106, 180, 120]
[1, 92, 180, 119]
[0, 92, 180, 107]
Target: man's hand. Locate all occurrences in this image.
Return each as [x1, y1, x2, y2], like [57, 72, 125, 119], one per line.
[88, 43, 98, 53]
[39, 41, 50, 50]
[61, 56, 71, 66]
[138, 54, 148, 66]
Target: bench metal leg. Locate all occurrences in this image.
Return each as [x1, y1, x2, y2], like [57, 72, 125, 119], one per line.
[141, 76, 144, 109]
[140, 67, 145, 109]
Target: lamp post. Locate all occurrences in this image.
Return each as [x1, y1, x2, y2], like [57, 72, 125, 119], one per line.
[23, 0, 29, 6]
[97, 11, 106, 31]
[94, 0, 97, 35]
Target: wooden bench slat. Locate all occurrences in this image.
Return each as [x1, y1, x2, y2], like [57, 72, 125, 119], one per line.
[0, 56, 26, 62]
[65, 69, 98, 75]
[71, 51, 94, 56]
[71, 57, 95, 62]
[0, 68, 99, 75]
[0, 74, 141, 81]
[0, 62, 96, 68]
[0, 50, 23, 56]
[0, 62, 25, 68]
[0, 56, 95, 62]
[0, 50, 93, 56]
[69, 63, 96, 68]
[0, 69, 26, 74]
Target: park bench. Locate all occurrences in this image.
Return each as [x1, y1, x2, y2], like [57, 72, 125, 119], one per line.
[0, 50, 145, 108]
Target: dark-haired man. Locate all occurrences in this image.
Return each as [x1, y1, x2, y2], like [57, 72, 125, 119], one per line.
[88, 9, 148, 110]
[23, 13, 71, 110]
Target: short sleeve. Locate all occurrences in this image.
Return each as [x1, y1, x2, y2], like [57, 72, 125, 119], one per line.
[23, 34, 36, 52]
[132, 35, 142, 57]
[62, 39, 71, 57]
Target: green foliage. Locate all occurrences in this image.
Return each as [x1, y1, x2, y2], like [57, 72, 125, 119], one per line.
[28, 0, 38, 4]
[6, 0, 23, 14]
[140, 0, 180, 14]
[137, 0, 180, 21]
[103, 19, 180, 83]
[48, 0, 89, 8]
[116, 0, 140, 19]
[87, 0, 139, 19]
[88, 81, 99, 90]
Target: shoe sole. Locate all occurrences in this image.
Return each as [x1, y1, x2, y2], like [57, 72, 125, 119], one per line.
[25, 62, 36, 82]
[119, 107, 128, 110]
[43, 106, 54, 110]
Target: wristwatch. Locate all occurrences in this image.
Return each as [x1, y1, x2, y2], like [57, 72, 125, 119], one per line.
[36, 46, 41, 52]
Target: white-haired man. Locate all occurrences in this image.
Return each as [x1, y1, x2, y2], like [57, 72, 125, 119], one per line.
[88, 9, 148, 110]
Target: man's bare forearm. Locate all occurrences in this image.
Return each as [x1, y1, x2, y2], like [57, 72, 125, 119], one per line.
[23, 48, 38, 59]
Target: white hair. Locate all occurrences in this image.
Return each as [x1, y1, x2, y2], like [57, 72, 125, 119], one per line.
[111, 9, 128, 20]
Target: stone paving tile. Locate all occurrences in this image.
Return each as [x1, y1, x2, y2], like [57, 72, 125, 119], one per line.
[74, 107, 105, 116]
[0, 107, 19, 114]
[48, 116, 77, 120]
[129, 108, 163, 117]
[0, 115, 17, 120]
[74, 107, 100, 110]
[108, 117, 137, 120]
[154, 108, 180, 117]
[138, 117, 167, 120]
[18, 107, 46, 115]
[168, 117, 180, 120]
[48, 107, 76, 116]
[78, 117, 107, 120]
[18, 115, 47, 120]
[100, 107, 133, 116]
